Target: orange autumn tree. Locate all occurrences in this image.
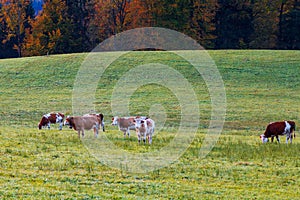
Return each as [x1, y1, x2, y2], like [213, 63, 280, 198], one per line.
[188, 0, 218, 48]
[23, 0, 72, 56]
[89, 0, 150, 45]
[1, 0, 34, 57]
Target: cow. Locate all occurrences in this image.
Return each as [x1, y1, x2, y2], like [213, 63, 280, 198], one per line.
[111, 116, 147, 137]
[64, 115, 100, 138]
[83, 113, 105, 132]
[260, 121, 296, 144]
[134, 118, 155, 144]
[38, 112, 64, 130]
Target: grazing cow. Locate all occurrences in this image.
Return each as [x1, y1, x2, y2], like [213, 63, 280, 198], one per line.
[111, 116, 147, 137]
[134, 118, 155, 144]
[38, 112, 64, 130]
[260, 121, 296, 144]
[84, 113, 105, 132]
[65, 115, 100, 138]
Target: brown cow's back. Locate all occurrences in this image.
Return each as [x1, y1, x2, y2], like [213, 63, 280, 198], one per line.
[118, 117, 135, 128]
[66, 115, 100, 138]
[264, 121, 285, 137]
[70, 116, 98, 130]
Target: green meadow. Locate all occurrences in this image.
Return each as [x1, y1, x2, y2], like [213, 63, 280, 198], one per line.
[0, 50, 300, 199]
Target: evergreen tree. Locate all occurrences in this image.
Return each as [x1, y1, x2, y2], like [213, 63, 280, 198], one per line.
[280, 0, 300, 49]
[250, 0, 279, 49]
[65, 0, 93, 52]
[216, 0, 254, 49]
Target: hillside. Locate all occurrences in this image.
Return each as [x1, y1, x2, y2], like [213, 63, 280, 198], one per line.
[0, 50, 299, 129]
[0, 50, 300, 199]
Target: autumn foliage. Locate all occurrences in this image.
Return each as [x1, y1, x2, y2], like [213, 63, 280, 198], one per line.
[1, 0, 299, 58]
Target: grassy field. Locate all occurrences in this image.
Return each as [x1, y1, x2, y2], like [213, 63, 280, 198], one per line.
[0, 50, 300, 199]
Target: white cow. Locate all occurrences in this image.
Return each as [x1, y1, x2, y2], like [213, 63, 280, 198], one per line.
[134, 118, 155, 144]
[111, 116, 147, 137]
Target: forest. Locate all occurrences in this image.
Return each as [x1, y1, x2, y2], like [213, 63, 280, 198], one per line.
[1, 0, 299, 58]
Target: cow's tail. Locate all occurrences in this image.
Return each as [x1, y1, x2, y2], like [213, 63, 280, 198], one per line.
[291, 121, 296, 139]
[99, 113, 104, 122]
[294, 123, 296, 139]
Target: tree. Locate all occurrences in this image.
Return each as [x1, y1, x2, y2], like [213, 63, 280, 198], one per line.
[89, 0, 148, 45]
[65, 0, 93, 51]
[125, 0, 152, 28]
[23, 0, 73, 56]
[250, 0, 280, 49]
[1, 0, 34, 57]
[216, 0, 254, 49]
[280, 0, 300, 49]
[187, 0, 218, 48]
[148, 0, 190, 32]
[1, 3, 16, 58]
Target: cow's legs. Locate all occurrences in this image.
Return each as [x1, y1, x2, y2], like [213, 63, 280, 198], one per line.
[271, 136, 274, 142]
[101, 121, 105, 132]
[276, 136, 280, 143]
[286, 134, 292, 144]
[47, 123, 51, 129]
[137, 133, 141, 144]
[94, 124, 99, 138]
[148, 135, 152, 144]
[127, 129, 131, 137]
[143, 134, 146, 144]
[59, 122, 63, 130]
[78, 130, 81, 138]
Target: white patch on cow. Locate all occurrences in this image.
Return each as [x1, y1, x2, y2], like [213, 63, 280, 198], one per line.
[135, 118, 155, 144]
[284, 121, 291, 134]
[111, 116, 119, 126]
[56, 114, 63, 130]
[64, 115, 70, 126]
[56, 114, 62, 123]
[284, 121, 292, 144]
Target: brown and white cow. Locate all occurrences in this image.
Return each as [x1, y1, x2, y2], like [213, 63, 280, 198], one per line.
[65, 115, 100, 138]
[38, 112, 64, 130]
[260, 121, 296, 144]
[111, 116, 147, 137]
[84, 113, 105, 132]
[134, 118, 155, 144]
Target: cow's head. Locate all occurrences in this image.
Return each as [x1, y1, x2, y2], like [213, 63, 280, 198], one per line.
[38, 116, 48, 130]
[111, 116, 118, 126]
[64, 116, 73, 129]
[134, 119, 147, 129]
[260, 134, 269, 143]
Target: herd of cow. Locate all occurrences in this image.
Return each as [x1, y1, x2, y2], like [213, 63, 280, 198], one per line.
[38, 112, 155, 144]
[38, 112, 296, 144]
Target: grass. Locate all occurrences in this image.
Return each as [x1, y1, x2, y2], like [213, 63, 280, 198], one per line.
[0, 50, 300, 199]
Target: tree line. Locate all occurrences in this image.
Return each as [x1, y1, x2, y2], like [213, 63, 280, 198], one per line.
[1, 0, 299, 58]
